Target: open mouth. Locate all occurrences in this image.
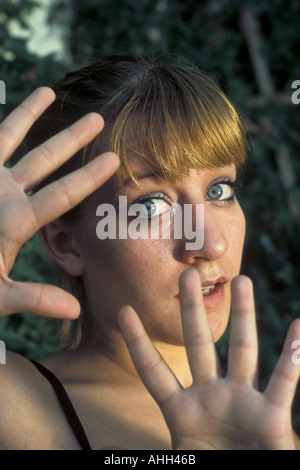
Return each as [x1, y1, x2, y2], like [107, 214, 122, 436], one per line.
[175, 279, 226, 308]
[175, 276, 227, 308]
[201, 281, 226, 308]
[201, 285, 216, 295]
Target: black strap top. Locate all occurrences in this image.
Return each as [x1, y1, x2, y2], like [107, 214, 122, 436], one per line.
[31, 360, 92, 450]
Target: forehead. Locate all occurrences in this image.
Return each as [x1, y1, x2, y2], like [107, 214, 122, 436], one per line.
[119, 152, 236, 182]
[96, 152, 236, 200]
[94, 154, 165, 199]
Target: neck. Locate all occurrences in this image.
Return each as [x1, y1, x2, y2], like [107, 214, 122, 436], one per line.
[76, 320, 192, 388]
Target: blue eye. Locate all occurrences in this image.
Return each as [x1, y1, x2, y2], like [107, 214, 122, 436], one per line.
[207, 181, 237, 201]
[131, 193, 172, 219]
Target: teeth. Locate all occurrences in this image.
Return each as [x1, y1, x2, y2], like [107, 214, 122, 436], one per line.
[202, 285, 215, 295]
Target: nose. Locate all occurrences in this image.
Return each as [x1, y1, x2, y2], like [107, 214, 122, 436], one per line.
[180, 204, 229, 264]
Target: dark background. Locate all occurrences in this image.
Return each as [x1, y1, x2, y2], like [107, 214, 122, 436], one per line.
[0, 0, 300, 434]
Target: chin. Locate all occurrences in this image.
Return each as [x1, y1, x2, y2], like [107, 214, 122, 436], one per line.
[212, 327, 227, 343]
[207, 309, 230, 343]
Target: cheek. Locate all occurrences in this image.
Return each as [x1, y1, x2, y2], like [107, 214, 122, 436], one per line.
[81, 233, 172, 301]
[227, 207, 246, 268]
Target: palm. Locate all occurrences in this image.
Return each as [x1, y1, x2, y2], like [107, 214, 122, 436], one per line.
[0, 87, 119, 318]
[162, 378, 294, 450]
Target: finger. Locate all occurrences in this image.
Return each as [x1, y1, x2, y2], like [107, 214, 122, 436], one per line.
[0, 274, 80, 318]
[118, 305, 182, 407]
[179, 269, 218, 384]
[264, 319, 300, 411]
[29, 151, 119, 229]
[11, 112, 105, 192]
[227, 276, 258, 386]
[0, 87, 56, 165]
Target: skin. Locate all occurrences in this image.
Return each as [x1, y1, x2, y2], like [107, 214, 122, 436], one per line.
[65, 157, 246, 355]
[0, 87, 299, 450]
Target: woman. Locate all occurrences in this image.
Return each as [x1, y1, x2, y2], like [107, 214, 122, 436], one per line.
[0, 56, 299, 450]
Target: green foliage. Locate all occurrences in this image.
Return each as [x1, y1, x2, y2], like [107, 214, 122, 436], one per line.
[0, 0, 68, 121]
[0, 0, 299, 431]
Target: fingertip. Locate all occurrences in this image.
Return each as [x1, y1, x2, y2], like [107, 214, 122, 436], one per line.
[33, 87, 56, 104]
[67, 297, 81, 319]
[287, 318, 300, 345]
[35, 285, 81, 320]
[118, 305, 145, 346]
[49, 291, 81, 320]
[230, 275, 256, 322]
[82, 112, 105, 131]
[117, 304, 129, 324]
[92, 150, 120, 181]
[231, 275, 253, 294]
[179, 267, 200, 285]
[118, 305, 137, 328]
[290, 317, 300, 330]
[179, 269, 203, 309]
[101, 151, 120, 168]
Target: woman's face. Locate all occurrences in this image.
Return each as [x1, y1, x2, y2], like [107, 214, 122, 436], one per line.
[73, 153, 246, 346]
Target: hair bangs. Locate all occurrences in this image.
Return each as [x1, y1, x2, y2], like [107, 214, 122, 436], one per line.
[109, 67, 247, 186]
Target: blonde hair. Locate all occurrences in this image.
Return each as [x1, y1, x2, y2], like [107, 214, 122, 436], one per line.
[109, 67, 246, 186]
[27, 55, 247, 347]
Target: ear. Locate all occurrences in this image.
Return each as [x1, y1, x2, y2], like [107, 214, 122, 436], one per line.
[38, 220, 85, 276]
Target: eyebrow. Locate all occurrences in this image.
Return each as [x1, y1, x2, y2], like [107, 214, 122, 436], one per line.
[121, 169, 164, 186]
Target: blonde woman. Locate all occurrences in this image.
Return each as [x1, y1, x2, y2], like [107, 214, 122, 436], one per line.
[0, 56, 299, 450]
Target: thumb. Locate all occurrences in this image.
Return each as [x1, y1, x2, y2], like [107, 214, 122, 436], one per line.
[0, 277, 80, 318]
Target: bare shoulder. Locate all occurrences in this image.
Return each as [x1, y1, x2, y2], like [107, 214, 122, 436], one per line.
[0, 350, 42, 412]
[0, 349, 36, 381]
[0, 350, 80, 449]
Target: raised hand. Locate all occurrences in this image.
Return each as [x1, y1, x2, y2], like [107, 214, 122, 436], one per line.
[119, 269, 300, 450]
[0, 87, 119, 319]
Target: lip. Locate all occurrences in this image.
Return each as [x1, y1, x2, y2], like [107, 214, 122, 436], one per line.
[175, 276, 227, 309]
[201, 276, 227, 287]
